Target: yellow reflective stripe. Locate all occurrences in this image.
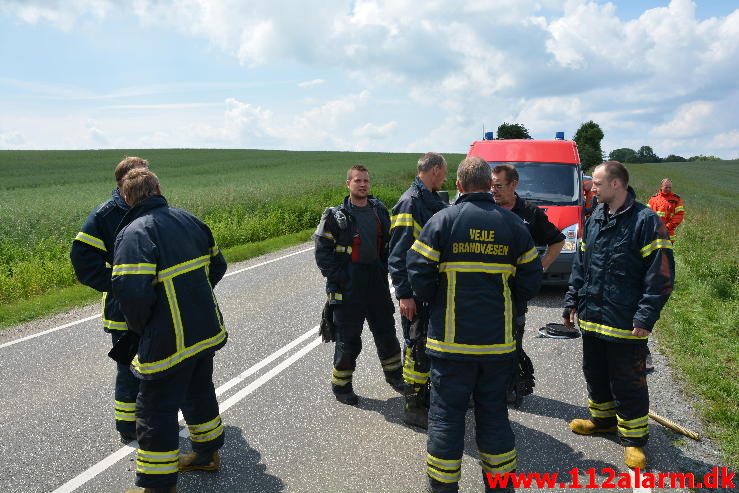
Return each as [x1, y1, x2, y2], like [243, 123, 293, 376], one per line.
[588, 399, 615, 410]
[516, 246, 538, 265]
[390, 213, 414, 228]
[103, 319, 127, 330]
[580, 241, 586, 252]
[618, 415, 649, 428]
[640, 238, 673, 257]
[411, 240, 440, 262]
[427, 338, 516, 355]
[332, 368, 353, 377]
[188, 415, 221, 434]
[503, 274, 513, 344]
[590, 408, 617, 418]
[115, 400, 136, 410]
[190, 423, 224, 443]
[444, 271, 456, 343]
[480, 449, 517, 472]
[330, 292, 343, 302]
[189, 416, 224, 443]
[655, 211, 666, 217]
[136, 448, 179, 474]
[427, 467, 461, 484]
[131, 328, 227, 375]
[209, 245, 220, 257]
[439, 261, 515, 275]
[674, 206, 684, 212]
[426, 454, 462, 469]
[335, 245, 353, 254]
[112, 263, 157, 276]
[579, 319, 648, 341]
[157, 254, 210, 282]
[115, 413, 136, 422]
[403, 367, 429, 384]
[380, 353, 402, 371]
[75, 232, 107, 252]
[163, 279, 185, 352]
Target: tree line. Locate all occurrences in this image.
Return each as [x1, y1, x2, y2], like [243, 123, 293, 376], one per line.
[492, 122, 723, 171]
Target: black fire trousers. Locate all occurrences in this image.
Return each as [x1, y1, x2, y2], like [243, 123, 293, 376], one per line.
[331, 262, 401, 394]
[426, 355, 517, 493]
[582, 335, 650, 447]
[111, 331, 140, 436]
[135, 354, 225, 488]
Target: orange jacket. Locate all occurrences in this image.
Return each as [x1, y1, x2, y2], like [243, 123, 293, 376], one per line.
[648, 191, 685, 241]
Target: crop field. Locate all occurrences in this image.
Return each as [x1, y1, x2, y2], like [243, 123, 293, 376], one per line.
[627, 160, 738, 467]
[0, 149, 463, 311]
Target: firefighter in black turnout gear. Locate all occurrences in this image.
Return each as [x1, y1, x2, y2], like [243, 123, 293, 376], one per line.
[70, 156, 149, 443]
[564, 161, 674, 471]
[491, 164, 565, 406]
[112, 170, 228, 493]
[388, 152, 448, 428]
[314, 165, 403, 406]
[408, 157, 543, 493]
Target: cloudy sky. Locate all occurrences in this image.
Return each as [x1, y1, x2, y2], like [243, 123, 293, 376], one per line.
[0, 0, 737, 158]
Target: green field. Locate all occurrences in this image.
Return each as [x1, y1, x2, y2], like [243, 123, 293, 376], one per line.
[0, 149, 462, 314]
[0, 150, 736, 466]
[626, 160, 739, 468]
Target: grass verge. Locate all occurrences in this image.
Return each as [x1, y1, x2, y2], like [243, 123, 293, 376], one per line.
[0, 228, 315, 330]
[628, 161, 738, 469]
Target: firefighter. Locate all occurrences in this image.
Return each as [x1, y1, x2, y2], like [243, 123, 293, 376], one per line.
[388, 152, 449, 428]
[583, 176, 598, 217]
[70, 156, 148, 443]
[564, 161, 674, 471]
[648, 178, 685, 243]
[408, 157, 543, 493]
[491, 164, 565, 406]
[313, 165, 403, 406]
[113, 169, 228, 493]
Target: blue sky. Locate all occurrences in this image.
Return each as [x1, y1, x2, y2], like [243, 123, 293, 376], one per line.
[0, 0, 737, 158]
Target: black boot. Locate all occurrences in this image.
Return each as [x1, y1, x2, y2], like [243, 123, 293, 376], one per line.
[403, 388, 428, 429]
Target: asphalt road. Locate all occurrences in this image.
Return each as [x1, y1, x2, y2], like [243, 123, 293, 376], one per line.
[0, 243, 730, 493]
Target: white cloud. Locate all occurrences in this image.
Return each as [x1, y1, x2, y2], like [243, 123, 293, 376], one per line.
[298, 79, 326, 88]
[652, 101, 715, 138]
[0, 0, 113, 30]
[0, 131, 24, 148]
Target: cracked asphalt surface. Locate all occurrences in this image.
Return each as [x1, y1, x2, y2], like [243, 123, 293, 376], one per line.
[0, 243, 731, 492]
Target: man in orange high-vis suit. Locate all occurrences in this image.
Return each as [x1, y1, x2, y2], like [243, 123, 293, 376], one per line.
[648, 178, 685, 243]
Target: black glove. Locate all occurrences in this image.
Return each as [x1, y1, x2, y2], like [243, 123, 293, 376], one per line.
[319, 299, 336, 343]
[108, 331, 140, 365]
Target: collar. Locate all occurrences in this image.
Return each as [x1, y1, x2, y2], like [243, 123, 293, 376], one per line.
[116, 195, 168, 235]
[455, 191, 495, 205]
[112, 188, 129, 210]
[342, 195, 377, 212]
[413, 176, 446, 207]
[594, 187, 636, 222]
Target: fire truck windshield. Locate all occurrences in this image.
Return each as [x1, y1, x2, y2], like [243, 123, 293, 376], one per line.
[489, 162, 580, 206]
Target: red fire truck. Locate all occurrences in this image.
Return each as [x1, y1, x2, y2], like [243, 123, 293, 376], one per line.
[467, 133, 583, 285]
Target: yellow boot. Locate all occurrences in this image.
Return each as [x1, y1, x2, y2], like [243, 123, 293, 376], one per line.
[569, 418, 617, 435]
[625, 447, 646, 469]
[178, 450, 220, 472]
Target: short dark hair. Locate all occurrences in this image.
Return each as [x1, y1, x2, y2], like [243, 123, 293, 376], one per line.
[114, 156, 148, 185]
[492, 164, 519, 184]
[597, 160, 629, 187]
[347, 164, 369, 180]
[417, 152, 447, 173]
[457, 156, 492, 192]
[120, 169, 160, 207]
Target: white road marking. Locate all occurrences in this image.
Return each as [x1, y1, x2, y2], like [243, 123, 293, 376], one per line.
[0, 247, 314, 350]
[0, 314, 99, 350]
[51, 327, 322, 493]
[223, 247, 314, 278]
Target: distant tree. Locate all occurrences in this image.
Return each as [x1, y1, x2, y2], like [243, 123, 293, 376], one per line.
[496, 122, 531, 139]
[664, 154, 687, 162]
[574, 121, 605, 171]
[609, 147, 637, 163]
[636, 145, 660, 163]
[688, 154, 722, 161]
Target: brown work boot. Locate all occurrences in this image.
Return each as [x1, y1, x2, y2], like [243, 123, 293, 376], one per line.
[625, 446, 646, 469]
[569, 418, 617, 435]
[178, 450, 220, 472]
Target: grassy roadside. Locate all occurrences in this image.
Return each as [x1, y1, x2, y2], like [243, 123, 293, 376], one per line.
[0, 228, 315, 330]
[627, 161, 738, 469]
